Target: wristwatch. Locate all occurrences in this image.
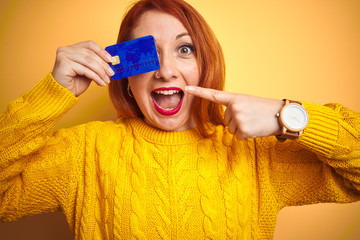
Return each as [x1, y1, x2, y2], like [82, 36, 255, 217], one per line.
[276, 99, 309, 142]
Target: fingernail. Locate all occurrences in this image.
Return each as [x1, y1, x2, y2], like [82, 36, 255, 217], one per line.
[185, 86, 195, 92]
[107, 67, 115, 76]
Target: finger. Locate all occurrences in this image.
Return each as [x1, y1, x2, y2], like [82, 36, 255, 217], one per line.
[228, 120, 237, 135]
[185, 86, 232, 106]
[72, 62, 107, 87]
[75, 40, 113, 63]
[67, 48, 112, 83]
[224, 107, 232, 125]
[235, 129, 247, 141]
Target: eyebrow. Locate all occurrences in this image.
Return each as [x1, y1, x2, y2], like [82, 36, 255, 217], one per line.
[176, 32, 190, 40]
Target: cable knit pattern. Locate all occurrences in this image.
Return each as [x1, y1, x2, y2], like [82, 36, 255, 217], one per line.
[79, 126, 97, 240]
[1, 73, 360, 239]
[220, 132, 253, 239]
[130, 137, 147, 239]
[113, 121, 127, 240]
[152, 144, 172, 239]
[197, 139, 220, 239]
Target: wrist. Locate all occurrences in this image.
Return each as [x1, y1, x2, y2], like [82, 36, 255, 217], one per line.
[269, 99, 285, 136]
[275, 99, 309, 142]
[26, 73, 78, 118]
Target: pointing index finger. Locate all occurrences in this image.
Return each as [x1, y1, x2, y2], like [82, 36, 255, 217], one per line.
[185, 86, 231, 106]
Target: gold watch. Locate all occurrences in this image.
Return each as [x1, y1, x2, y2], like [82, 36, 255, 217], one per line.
[276, 99, 309, 142]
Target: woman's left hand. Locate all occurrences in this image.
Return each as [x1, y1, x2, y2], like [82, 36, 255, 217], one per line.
[185, 86, 284, 140]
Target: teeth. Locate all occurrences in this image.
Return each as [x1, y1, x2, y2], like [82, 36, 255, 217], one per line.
[156, 105, 176, 111]
[154, 90, 180, 95]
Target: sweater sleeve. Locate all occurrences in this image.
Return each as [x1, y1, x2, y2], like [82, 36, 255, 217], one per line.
[255, 101, 360, 208]
[0, 73, 84, 221]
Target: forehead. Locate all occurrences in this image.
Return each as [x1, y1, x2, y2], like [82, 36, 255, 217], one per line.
[131, 10, 188, 39]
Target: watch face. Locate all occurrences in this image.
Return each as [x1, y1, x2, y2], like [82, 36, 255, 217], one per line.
[282, 104, 309, 131]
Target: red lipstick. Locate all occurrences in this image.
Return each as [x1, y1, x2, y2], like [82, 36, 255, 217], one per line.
[151, 87, 184, 116]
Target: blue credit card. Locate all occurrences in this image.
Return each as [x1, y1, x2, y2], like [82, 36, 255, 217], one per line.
[105, 35, 160, 80]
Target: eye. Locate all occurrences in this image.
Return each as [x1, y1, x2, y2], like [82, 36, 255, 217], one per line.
[178, 45, 194, 56]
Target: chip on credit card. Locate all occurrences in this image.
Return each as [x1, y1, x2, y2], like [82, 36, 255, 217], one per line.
[105, 35, 160, 80]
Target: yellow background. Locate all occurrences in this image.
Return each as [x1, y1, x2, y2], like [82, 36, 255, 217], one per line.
[1, 0, 359, 239]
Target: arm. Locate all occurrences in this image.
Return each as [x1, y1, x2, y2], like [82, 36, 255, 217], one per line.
[0, 73, 82, 221]
[1, 40, 114, 221]
[260, 102, 360, 207]
[185, 86, 360, 206]
[1, 40, 113, 165]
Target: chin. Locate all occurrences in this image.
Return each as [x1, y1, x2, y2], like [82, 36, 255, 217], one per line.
[147, 116, 193, 132]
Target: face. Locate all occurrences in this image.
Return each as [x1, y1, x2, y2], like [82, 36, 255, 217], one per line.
[128, 10, 200, 132]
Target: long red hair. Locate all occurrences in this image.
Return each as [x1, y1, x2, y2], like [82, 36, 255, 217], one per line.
[109, 0, 225, 136]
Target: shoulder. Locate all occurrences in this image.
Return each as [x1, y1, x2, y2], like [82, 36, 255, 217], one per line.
[53, 117, 131, 143]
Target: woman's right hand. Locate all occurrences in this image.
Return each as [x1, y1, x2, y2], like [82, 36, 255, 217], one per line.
[52, 41, 115, 97]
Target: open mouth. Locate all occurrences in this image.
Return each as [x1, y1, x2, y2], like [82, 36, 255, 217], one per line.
[151, 87, 184, 116]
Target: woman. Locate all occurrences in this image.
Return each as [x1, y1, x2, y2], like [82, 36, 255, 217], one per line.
[0, 0, 359, 239]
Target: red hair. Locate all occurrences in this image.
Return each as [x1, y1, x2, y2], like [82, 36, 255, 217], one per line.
[109, 0, 225, 136]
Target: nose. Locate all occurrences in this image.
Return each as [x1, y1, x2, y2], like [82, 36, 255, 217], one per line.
[156, 52, 179, 81]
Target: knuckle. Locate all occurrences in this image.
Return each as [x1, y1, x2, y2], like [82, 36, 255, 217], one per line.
[102, 61, 110, 69]
[100, 71, 108, 79]
[84, 40, 95, 47]
[55, 51, 68, 64]
[233, 113, 244, 124]
[84, 53, 94, 64]
[101, 49, 109, 56]
[236, 129, 251, 140]
[56, 46, 66, 55]
[210, 89, 221, 102]
[97, 67, 107, 79]
[237, 123, 248, 134]
[231, 103, 242, 113]
[238, 123, 255, 140]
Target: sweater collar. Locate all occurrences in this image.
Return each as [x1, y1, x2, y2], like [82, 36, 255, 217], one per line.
[129, 118, 203, 145]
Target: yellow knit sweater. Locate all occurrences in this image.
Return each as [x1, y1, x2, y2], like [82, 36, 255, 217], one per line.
[1, 73, 360, 239]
